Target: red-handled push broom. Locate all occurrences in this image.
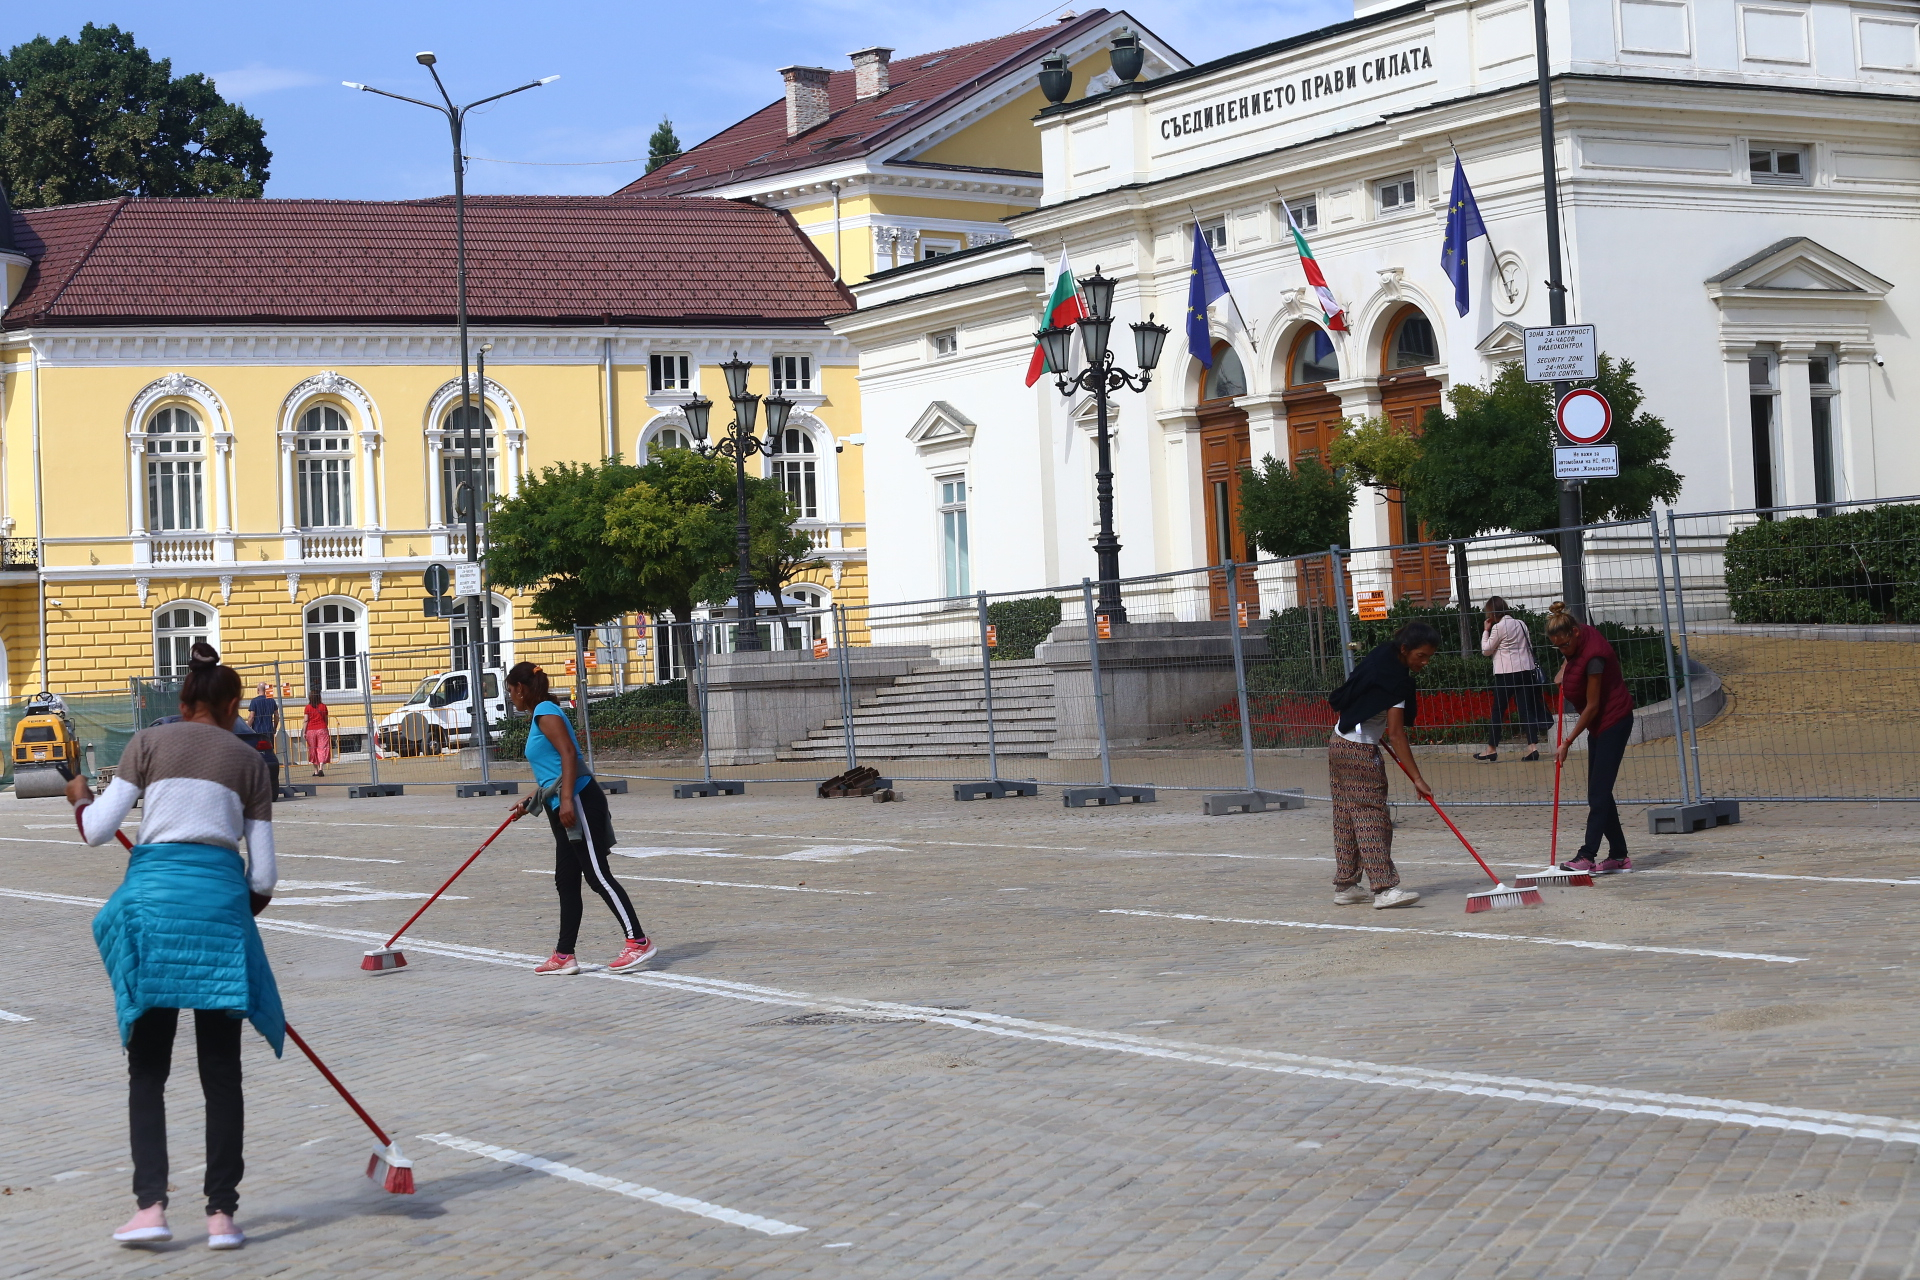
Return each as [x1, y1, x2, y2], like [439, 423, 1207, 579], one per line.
[1516, 690, 1593, 889]
[1379, 744, 1543, 913]
[110, 831, 414, 1192]
[361, 813, 517, 973]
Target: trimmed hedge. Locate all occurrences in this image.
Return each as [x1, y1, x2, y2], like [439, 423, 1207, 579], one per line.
[985, 595, 1062, 661]
[1723, 504, 1920, 624]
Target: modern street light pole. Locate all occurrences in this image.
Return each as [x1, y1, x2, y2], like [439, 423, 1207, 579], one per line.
[1036, 268, 1170, 625]
[681, 356, 794, 653]
[344, 55, 554, 766]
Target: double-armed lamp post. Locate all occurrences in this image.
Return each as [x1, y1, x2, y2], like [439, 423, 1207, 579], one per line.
[682, 356, 794, 653]
[1035, 268, 1170, 624]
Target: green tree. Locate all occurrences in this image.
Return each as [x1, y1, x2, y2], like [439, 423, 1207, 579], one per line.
[644, 116, 683, 173]
[1408, 354, 1683, 545]
[0, 23, 270, 208]
[1237, 454, 1356, 558]
[485, 459, 647, 632]
[1326, 415, 1420, 492]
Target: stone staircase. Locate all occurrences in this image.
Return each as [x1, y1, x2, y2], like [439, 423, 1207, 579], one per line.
[775, 659, 1057, 761]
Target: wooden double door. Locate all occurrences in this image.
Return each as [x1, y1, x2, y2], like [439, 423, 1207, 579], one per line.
[1282, 387, 1349, 610]
[1198, 403, 1258, 620]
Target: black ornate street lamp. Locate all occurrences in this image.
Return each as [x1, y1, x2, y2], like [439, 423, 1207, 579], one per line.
[682, 354, 794, 652]
[1037, 266, 1169, 624]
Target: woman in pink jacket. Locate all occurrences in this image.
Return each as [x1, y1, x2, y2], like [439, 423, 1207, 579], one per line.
[1473, 596, 1546, 763]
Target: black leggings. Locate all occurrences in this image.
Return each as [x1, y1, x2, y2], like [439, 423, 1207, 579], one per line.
[1579, 715, 1633, 860]
[1488, 671, 1547, 749]
[545, 779, 644, 954]
[128, 1008, 244, 1215]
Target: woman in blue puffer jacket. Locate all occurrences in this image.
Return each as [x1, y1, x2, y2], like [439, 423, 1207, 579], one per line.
[71, 642, 281, 1252]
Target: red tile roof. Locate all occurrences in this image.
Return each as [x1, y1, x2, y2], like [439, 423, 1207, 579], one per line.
[4, 195, 852, 328]
[615, 12, 1117, 198]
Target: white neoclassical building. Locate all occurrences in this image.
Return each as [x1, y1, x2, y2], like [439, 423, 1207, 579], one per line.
[832, 0, 1920, 616]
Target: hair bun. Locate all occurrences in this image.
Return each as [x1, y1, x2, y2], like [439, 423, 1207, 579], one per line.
[188, 640, 221, 670]
[1547, 601, 1568, 617]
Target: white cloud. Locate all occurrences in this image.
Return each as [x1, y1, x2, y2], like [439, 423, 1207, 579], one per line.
[210, 64, 326, 99]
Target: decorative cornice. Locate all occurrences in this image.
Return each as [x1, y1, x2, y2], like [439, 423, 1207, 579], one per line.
[127, 373, 229, 435]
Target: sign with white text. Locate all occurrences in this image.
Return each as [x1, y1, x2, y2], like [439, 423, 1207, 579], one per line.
[1524, 325, 1598, 384]
[454, 562, 482, 597]
[1554, 445, 1619, 479]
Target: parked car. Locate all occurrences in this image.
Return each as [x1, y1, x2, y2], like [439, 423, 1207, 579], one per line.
[376, 668, 507, 757]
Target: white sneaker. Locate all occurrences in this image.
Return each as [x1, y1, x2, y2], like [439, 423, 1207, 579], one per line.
[1333, 885, 1373, 905]
[208, 1230, 245, 1250]
[1372, 887, 1421, 909]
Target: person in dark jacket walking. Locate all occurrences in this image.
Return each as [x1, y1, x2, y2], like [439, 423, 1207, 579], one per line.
[1546, 603, 1636, 874]
[1325, 621, 1442, 909]
[71, 643, 281, 1252]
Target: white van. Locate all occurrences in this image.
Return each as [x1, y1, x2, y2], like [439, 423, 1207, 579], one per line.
[377, 668, 507, 756]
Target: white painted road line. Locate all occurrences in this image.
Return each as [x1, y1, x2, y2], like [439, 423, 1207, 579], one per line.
[9, 888, 1907, 1149]
[415, 1133, 807, 1236]
[279, 854, 407, 865]
[1099, 908, 1808, 964]
[0, 1008, 32, 1022]
[522, 870, 872, 895]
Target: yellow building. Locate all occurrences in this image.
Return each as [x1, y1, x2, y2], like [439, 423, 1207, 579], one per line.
[0, 192, 854, 705]
[615, 11, 1185, 283]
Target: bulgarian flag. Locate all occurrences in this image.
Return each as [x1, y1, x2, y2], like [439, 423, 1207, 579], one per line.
[1281, 198, 1347, 332]
[1025, 248, 1088, 386]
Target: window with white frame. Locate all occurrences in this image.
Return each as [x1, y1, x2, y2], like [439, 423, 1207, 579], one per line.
[920, 237, 962, 260]
[938, 475, 969, 598]
[450, 595, 505, 671]
[1375, 173, 1417, 215]
[649, 353, 691, 392]
[439, 405, 497, 526]
[930, 329, 958, 358]
[647, 425, 693, 459]
[296, 404, 355, 528]
[305, 600, 361, 693]
[1809, 346, 1839, 513]
[769, 428, 818, 519]
[145, 406, 205, 531]
[1284, 198, 1318, 231]
[1748, 350, 1779, 517]
[771, 354, 812, 392]
[1200, 220, 1228, 252]
[154, 603, 213, 678]
[1750, 146, 1808, 185]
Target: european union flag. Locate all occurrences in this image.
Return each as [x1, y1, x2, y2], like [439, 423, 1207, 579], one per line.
[1440, 157, 1487, 317]
[1186, 224, 1231, 368]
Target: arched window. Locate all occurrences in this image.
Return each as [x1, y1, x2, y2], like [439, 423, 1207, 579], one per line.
[304, 600, 362, 694]
[296, 404, 355, 528]
[769, 427, 818, 519]
[1203, 345, 1248, 401]
[650, 426, 692, 456]
[145, 407, 205, 531]
[1288, 328, 1340, 385]
[440, 404, 497, 526]
[1386, 311, 1439, 370]
[154, 603, 214, 678]
[450, 594, 508, 672]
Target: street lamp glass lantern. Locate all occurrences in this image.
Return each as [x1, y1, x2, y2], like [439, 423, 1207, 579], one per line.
[732, 393, 761, 435]
[1036, 325, 1074, 375]
[1079, 266, 1117, 321]
[1132, 315, 1170, 372]
[721, 354, 753, 401]
[1077, 315, 1113, 367]
[763, 394, 795, 437]
[683, 393, 713, 443]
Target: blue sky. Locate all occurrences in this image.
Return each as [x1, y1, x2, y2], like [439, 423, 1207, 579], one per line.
[4, 0, 1348, 200]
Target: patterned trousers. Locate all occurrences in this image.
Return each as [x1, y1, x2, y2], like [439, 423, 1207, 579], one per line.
[1328, 734, 1400, 891]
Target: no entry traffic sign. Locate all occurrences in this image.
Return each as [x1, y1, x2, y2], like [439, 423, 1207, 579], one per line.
[1556, 388, 1612, 445]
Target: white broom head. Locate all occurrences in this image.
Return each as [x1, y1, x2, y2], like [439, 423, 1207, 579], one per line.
[1514, 867, 1593, 889]
[1465, 882, 1545, 913]
[361, 947, 408, 973]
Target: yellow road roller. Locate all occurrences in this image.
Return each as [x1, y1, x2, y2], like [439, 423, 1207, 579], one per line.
[13, 691, 79, 799]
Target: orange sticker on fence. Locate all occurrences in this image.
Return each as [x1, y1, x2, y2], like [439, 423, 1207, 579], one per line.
[812, 637, 829, 658]
[370, 674, 383, 692]
[985, 624, 998, 647]
[564, 659, 576, 674]
[1096, 615, 1112, 640]
[1357, 590, 1389, 621]
[1236, 601, 1249, 628]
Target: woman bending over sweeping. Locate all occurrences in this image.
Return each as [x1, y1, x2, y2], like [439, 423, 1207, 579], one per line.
[69, 642, 282, 1251]
[503, 662, 656, 975]
[1546, 602, 1635, 875]
[1325, 621, 1442, 910]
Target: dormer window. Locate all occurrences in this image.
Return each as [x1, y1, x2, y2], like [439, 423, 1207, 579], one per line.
[1376, 174, 1418, 215]
[772, 354, 812, 392]
[1750, 146, 1808, 185]
[650, 353, 691, 392]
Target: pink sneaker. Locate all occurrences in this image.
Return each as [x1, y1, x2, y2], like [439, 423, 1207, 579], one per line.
[534, 952, 579, 975]
[606, 938, 657, 972]
[1595, 857, 1634, 875]
[1558, 857, 1597, 874]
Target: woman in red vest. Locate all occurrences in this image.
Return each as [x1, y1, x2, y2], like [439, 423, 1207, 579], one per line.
[1546, 603, 1635, 874]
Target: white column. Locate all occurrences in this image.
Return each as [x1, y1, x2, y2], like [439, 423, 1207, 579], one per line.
[277, 431, 301, 561]
[1776, 342, 1816, 510]
[1836, 344, 1878, 503]
[128, 436, 152, 565]
[1718, 345, 1756, 512]
[1331, 377, 1388, 601]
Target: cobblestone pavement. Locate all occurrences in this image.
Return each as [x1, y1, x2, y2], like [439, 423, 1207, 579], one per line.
[4, 782, 1919, 1278]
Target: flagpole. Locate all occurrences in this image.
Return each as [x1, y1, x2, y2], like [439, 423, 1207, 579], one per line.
[1448, 144, 1515, 303]
[1186, 207, 1258, 353]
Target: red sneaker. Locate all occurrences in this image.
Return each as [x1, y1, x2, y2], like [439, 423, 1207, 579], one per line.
[606, 938, 657, 972]
[534, 952, 579, 975]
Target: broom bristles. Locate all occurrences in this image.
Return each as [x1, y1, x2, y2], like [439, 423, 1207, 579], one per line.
[1465, 885, 1544, 913]
[368, 1142, 416, 1195]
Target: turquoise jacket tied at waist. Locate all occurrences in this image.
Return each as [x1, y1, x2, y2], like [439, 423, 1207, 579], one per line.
[93, 841, 284, 1056]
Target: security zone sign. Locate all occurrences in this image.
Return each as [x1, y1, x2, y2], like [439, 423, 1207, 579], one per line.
[1523, 325, 1598, 384]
